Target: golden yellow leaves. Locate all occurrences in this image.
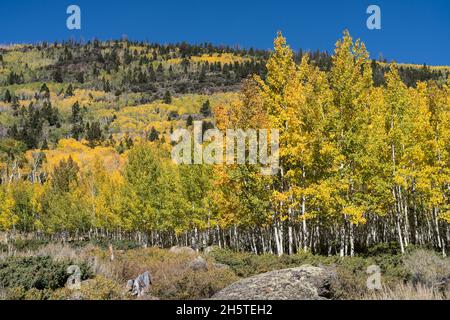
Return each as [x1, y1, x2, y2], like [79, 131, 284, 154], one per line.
[27, 138, 125, 176]
[266, 32, 297, 98]
[168, 53, 251, 66]
[342, 205, 367, 225]
[0, 185, 17, 231]
[440, 210, 450, 224]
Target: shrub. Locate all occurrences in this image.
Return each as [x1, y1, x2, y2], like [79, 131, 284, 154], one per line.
[51, 276, 124, 300]
[79, 276, 124, 300]
[3, 287, 28, 300]
[366, 242, 401, 256]
[3, 287, 54, 300]
[209, 249, 284, 277]
[331, 264, 368, 299]
[0, 256, 92, 291]
[403, 249, 450, 287]
[156, 268, 238, 300]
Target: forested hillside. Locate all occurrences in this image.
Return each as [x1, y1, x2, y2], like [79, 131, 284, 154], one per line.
[0, 31, 449, 258]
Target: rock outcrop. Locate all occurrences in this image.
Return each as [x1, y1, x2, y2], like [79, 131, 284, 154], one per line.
[212, 265, 333, 300]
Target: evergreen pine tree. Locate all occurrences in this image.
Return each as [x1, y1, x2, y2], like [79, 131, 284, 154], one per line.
[163, 90, 172, 104]
[149, 127, 160, 142]
[200, 100, 212, 117]
[4, 89, 12, 103]
[186, 115, 193, 127]
[65, 84, 74, 97]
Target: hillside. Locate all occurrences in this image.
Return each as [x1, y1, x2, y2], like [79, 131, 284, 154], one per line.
[0, 39, 448, 150]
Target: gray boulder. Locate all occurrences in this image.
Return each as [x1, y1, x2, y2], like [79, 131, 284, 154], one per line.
[212, 265, 333, 300]
[126, 271, 152, 297]
[188, 256, 208, 271]
[169, 246, 196, 255]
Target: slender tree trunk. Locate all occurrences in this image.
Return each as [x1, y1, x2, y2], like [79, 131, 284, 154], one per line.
[301, 194, 308, 252]
[349, 223, 355, 257]
[288, 223, 293, 255]
[274, 222, 283, 257]
[339, 224, 345, 257]
[396, 213, 405, 254]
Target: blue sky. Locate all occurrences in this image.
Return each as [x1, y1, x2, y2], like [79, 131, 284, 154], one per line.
[0, 0, 449, 65]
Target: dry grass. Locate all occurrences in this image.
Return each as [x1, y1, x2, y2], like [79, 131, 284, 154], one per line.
[403, 249, 450, 287]
[0, 242, 96, 262]
[361, 249, 450, 300]
[363, 283, 447, 300]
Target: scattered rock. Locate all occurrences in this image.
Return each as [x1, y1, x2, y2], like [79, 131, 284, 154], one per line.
[126, 271, 152, 297]
[188, 256, 208, 271]
[212, 265, 334, 300]
[125, 280, 133, 291]
[169, 246, 196, 255]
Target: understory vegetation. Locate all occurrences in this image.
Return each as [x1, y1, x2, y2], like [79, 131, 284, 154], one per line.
[0, 240, 448, 300]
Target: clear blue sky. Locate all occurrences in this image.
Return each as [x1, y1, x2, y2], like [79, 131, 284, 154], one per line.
[0, 0, 449, 65]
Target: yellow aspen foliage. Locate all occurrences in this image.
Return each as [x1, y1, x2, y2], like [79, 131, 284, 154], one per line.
[0, 185, 17, 231]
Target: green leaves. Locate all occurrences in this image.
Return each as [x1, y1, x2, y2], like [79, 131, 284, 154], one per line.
[0, 256, 92, 291]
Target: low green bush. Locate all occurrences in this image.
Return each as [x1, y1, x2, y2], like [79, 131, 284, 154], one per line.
[366, 242, 401, 256]
[0, 256, 92, 291]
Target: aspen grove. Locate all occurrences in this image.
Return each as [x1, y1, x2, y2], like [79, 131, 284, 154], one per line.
[0, 31, 449, 257]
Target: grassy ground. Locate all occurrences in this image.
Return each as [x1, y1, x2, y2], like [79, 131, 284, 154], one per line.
[0, 240, 448, 300]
